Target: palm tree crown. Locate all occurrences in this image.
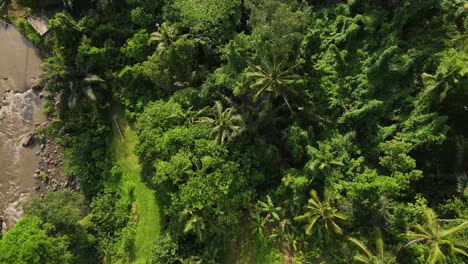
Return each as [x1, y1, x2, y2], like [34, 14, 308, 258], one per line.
[246, 58, 299, 113]
[403, 208, 468, 264]
[294, 189, 347, 239]
[150, 22, 180, 54]
[198, 101, 245, 144]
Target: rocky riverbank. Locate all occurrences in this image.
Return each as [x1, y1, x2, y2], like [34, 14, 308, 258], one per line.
[29, 127, 80, 196]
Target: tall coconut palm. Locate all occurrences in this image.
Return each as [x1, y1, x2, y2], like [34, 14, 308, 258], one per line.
[294, 189, 347, 240]
[198, 101, 246, 144]
[403, 208, 468, 264]
[150, 22, 181, 54]
[348, 228, 396, 264]
[246, 58, 299, 113]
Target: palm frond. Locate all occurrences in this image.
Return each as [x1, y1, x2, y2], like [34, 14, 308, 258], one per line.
[348, 237, 373, 258]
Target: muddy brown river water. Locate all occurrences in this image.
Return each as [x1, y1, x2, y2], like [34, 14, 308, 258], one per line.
[0, 21, 45, 232]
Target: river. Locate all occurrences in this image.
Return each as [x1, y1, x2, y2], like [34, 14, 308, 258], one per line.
[0, 21, 45, 232]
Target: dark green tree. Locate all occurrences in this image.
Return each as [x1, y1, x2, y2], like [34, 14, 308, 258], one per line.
[0, 216, 72, 264]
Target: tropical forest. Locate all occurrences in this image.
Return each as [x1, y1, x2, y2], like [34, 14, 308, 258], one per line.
[0, 0, 467, 263]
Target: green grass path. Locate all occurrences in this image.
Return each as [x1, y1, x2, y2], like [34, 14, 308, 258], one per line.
[112, 117, 160, 263]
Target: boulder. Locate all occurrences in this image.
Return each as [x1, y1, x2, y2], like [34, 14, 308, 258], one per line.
[21, 133, 34, 147]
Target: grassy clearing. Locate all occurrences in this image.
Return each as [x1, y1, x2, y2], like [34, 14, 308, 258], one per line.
[112, 116, 160, 263]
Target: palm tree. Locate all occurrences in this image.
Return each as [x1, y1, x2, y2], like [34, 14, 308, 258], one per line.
[403, 208, 468, 264]
[198, 101, 245, 144]
[40, 58, 106, 109]
[246, 58, 299, 113]
[149, 22, 181, 54]
[348, 228, 396, 264]
[294, 189, 347, 240]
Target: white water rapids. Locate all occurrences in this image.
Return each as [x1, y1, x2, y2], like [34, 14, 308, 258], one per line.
[0, 21, 44, 232]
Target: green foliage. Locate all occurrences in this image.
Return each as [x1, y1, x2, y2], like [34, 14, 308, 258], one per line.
[0, 216, 72, 264]
[24, 191, 86, 235]
[6, 0, 467, 262]
[246, 58, 299, 113]
[136, 100, 254, 245]
[121, 29, 150, 62]
[246, 0, 310, 59]
[198, 101, 246, 144]
[173, 0, 241, 43]
[130, 7, 154, 28]
[46, 12, 83, 61]
[42, 100, 54, 116]
[285, 125, 310, 163]
[252, 237, 283, 264]
[23, 191, 97, 263]
[403, 208, 468, 264]
[348, 228, 396, 264]
[149, 22, 183, 55]
[82, 188, 134, 263]
[16, 18, 41, 48]
[294, 189, 348, 240]
[149, 232, 179, 264]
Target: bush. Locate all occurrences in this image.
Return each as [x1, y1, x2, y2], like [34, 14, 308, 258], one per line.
[149, 233, 179, 264]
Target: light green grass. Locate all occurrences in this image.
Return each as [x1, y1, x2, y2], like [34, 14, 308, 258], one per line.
[112, 117, 160, 263]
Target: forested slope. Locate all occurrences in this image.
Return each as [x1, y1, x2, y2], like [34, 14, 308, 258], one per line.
[0, 0, 467, 263]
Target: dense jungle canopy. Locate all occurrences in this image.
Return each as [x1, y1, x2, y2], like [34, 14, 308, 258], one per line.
[0, 0, 467, 263]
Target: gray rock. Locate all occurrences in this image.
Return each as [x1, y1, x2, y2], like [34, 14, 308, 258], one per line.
[21, 134, 34, 147]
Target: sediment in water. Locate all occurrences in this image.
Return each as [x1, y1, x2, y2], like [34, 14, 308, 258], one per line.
[0, 21, 44, 232]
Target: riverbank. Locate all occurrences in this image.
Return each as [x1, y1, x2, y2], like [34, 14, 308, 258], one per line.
[31, 126, 79, 196]
[111, 115, 161, 263]
[0, 14, 74, 233]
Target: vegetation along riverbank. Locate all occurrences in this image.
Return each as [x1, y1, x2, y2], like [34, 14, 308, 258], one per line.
[0, 0, 467, 263]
